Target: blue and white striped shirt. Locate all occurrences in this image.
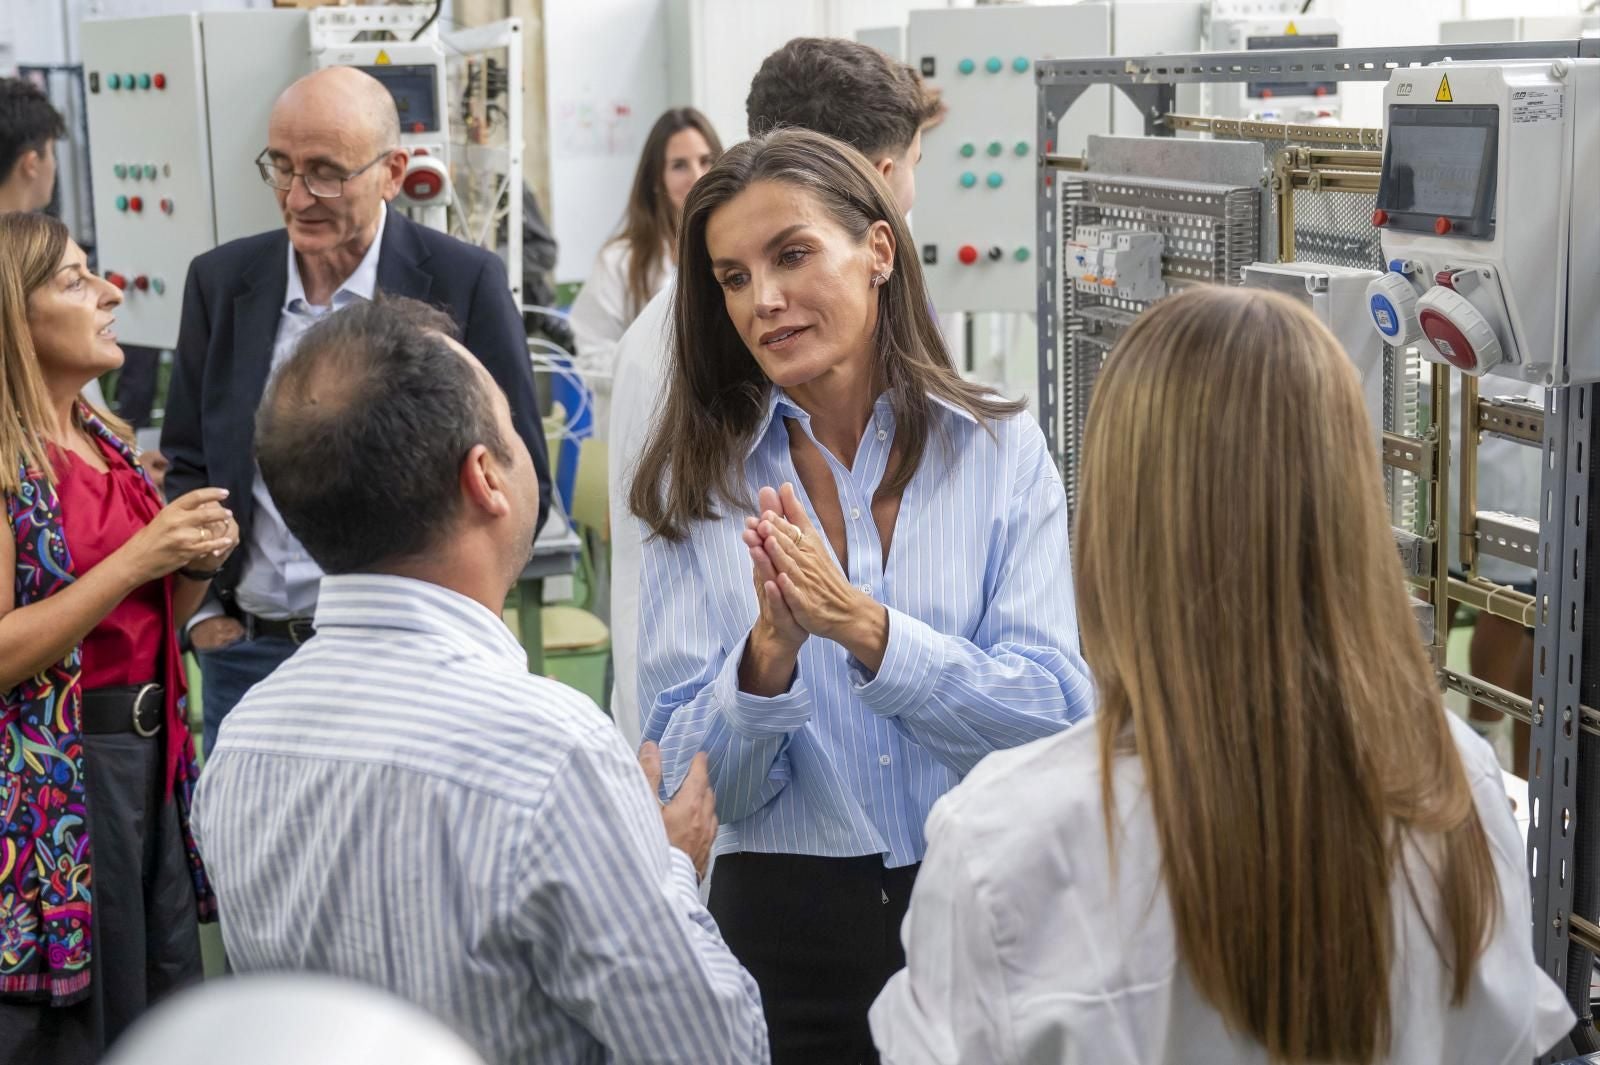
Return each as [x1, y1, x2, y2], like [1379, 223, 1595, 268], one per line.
[192, 575, 769, 1065]
[639, 390, 1094, 868]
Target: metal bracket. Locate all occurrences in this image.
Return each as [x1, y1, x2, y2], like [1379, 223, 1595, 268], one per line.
[1475, 511, 1542, 569]
[1479, 395, 1546, 446]
[1382, 432, 1435, 479]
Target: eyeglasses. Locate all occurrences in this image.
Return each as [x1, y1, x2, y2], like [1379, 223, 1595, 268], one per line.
[254, 148, 394, 199]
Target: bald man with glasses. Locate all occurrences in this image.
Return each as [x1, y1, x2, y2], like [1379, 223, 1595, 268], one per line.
[162, 67, 553, 754]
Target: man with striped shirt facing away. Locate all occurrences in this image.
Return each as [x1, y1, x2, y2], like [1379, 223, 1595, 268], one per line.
[190, 297, 768, 1064]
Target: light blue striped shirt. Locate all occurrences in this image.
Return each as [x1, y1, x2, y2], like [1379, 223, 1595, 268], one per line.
[639, 390, 1094, 868]
[192, 574, 769, 1065]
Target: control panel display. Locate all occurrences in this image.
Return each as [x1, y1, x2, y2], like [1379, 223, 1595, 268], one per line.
[361, 64, 439, 132]
[1376, 105, 1498, 238]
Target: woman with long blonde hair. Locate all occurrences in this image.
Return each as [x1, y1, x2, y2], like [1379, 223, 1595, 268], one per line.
[0, 212, 237, 1063]
[871, 286, 1573, 1064]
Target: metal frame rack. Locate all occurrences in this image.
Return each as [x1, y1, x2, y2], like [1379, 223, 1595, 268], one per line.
[1034, 38, 1600, 1056]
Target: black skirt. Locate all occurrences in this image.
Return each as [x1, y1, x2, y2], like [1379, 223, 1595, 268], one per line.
[0, 729, 204, 1065]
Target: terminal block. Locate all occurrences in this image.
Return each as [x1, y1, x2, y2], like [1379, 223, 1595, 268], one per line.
[1065, 226, 1166, 303]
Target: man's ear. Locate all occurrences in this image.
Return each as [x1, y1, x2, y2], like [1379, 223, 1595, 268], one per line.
[460, 444, 512, 519]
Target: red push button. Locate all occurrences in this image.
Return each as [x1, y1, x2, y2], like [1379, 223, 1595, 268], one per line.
[133, 275, 149, 292]
[1372, 209, 1388, 226]
[160, 198, 174, 215]
[105, 272, 127, 290]
[1434, 217, 1453, 235]
[957, 244, 979, 265]
[411, 121, 425, 133]
[153, 73, 166, 89]
[129, 196, 143, 213]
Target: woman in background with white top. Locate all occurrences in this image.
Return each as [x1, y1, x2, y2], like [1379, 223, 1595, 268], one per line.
[871, 286, 1574, 1065]
[570, 107, 721, 431]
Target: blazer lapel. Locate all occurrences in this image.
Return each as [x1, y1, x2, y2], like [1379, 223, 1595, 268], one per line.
[230, 235, 290, 461]
[375, 210, 434, 302]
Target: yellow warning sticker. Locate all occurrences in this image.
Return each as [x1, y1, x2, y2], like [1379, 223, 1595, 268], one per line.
[1285, 20, 1298, 35]
[1435, 75, 1453, 102]
[376, 49, 392, 65]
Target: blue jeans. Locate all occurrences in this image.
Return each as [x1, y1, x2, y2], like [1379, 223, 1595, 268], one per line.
[196, 635, 302, 757]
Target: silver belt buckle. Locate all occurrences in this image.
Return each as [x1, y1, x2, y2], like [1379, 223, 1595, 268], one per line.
[131, 683, 162, 738]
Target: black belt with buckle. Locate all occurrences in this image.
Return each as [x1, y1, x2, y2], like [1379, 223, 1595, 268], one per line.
[81, 683, 164, 737]
[245, 614, 317, 645]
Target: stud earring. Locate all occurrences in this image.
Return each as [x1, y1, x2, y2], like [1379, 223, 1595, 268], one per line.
[870, 272, 890, 288]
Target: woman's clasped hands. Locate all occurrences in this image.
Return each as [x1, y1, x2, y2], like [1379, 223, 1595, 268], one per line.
[738, 483, 888, 696]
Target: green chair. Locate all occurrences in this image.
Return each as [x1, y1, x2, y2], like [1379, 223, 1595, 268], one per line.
[541, 437, 612, 708]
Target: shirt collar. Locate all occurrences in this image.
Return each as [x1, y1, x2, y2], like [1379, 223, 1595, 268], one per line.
[745, 387, 979, 457]
[284, 202, 388, 312]
[312, 572, 527, 667]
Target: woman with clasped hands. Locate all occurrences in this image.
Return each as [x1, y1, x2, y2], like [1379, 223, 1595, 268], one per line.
[0, 212, 236, 1064]
[629, 128, 1094, 1064]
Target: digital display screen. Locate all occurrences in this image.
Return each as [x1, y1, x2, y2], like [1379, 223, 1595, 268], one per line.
[360, 65, 439, 133]
[1376, 105, 1499, 238]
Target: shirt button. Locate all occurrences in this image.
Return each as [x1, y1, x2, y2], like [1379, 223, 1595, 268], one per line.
[879, 755, 892, 766]
[850, 507, 862, 520]
[876, 429, 888, 441]
[860, 584, 872, 595]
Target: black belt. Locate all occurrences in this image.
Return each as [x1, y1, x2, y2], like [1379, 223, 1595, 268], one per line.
[81, 684, 164, 737]
[243, 614, 317, 645]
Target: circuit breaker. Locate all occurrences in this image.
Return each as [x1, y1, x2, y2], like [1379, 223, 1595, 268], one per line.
[907, 4, 1111, 313]
[1065, 227, 1166, 304]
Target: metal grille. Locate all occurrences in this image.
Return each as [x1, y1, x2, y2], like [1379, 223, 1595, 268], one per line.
[1057, 174, 1260, 510]
[1290, 186, 1384, 271]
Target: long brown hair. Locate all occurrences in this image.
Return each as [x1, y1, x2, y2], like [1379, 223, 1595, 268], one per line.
[613, 107, 722, 319]
[630, 128, 1022, 542]
[1075, 286, 1498, 1063]
[0, 211, 134, 493]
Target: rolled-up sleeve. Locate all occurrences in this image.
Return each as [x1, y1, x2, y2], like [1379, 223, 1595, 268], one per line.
[638, 520, 804, 822]
[853, 443, 1094, 776]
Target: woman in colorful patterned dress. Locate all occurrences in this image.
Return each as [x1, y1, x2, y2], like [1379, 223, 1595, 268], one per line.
[0, 212, 238, 1063]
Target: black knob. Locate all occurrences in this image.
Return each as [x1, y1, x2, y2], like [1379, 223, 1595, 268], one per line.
[987, 246, 1003, 261]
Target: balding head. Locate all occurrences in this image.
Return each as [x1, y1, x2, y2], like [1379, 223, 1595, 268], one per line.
[264, 66, 406, 260]
[273, 67, 401, 157]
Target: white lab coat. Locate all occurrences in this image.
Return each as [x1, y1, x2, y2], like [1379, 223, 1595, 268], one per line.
[605, 286, 675, 749]
[570, 240, 672, 438]
[870, 713, 1574, 1065]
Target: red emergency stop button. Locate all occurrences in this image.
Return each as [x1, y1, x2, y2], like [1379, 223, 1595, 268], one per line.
[133, 275, 149, 292]
[105, 272, 127, 290]
[1434, 217, 1453, 235]
[129, 196, 143, 213]
[1372, 209, 1388, 226]
[153, 73, 166, 89]
[957, 244, 979, 265]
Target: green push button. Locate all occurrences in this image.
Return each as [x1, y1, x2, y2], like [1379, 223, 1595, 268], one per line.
[108, 74, 122, 90]
[985, 57, 1002, 74]
[138, 73, 151, 89]
[1013, 57, 1030, 74]
[124, 74, 136, 89]
[987, 141, 1002, 157]
[958, 57, 975, 75]
[987, 172, 1003, 189]
[1014, 247, 1031, 262]
[129, 165, 141, 181]
[144, 164, 157, 180]
[960, 142, 975, 158]
[115, 195, 128, 212]
[113, 164, 127, 179]
[151, 278, 166, 295]
[1015, 140, 1030, 157]
[960, 172, 977, 189]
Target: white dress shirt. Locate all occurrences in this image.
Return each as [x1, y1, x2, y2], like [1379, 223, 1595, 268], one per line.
[193, 573, 769, 1065]
[870, 712, 1574, 1064]
[605, 285, 674, 749]
[191, 205, 388, 628]
[570, 240, 672, 437]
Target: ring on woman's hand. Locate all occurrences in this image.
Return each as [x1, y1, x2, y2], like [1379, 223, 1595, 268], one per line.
[792, 529, 805, 547]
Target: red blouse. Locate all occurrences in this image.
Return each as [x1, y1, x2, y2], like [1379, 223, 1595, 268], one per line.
[51, 436, 166, 688]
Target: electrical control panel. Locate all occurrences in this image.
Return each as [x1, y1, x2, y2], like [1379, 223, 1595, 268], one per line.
[81, 12, 310, 348]
[1366, 60, 1600, 385]
[1203, 13, 1341, 122]
[907, 4, 1111, 313]
[1065, 227, 1166, 305]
